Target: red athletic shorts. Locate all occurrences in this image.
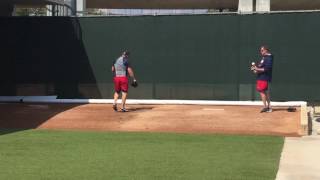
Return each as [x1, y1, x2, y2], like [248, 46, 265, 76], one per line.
[113, 77, 128, 93]
[256, 80, 268, 92]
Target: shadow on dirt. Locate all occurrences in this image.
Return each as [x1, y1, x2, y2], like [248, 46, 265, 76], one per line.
[271, 107, 297, 112]
[0, 102, 83, 136]
[128, 106, 154, 112]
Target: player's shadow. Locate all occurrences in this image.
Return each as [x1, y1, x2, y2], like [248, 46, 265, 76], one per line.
[128, 107, 154, 112]
[272, 107, 297, 112]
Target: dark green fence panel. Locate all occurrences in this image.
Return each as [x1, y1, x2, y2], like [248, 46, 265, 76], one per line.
[1, 12, 320, 101]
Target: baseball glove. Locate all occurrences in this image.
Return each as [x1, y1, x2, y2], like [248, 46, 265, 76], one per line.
[131, 79, 138, 88]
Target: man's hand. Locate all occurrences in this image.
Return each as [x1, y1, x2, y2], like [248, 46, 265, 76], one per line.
[131, 79, 138, 88]
[250, 65, 257, 73]
[250, 65, 256, 71]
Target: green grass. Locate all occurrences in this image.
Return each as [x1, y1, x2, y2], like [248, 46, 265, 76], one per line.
[0, 129, 283, 180]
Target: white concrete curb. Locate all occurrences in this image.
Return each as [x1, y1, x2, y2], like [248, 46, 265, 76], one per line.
[0, 96, 306, 107]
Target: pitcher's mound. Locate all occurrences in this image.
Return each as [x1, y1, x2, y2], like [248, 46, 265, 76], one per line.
[0, 103, 301, 136]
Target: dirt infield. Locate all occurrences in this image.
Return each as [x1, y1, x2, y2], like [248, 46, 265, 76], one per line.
[0, 103, 302, 136]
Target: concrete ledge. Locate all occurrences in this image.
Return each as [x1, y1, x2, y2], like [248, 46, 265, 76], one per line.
[0, 96, 307, 106]
[314, 106, 320, 114]
[0, 96, 57, 103]
[300, 104, 308, 136]
[276, 136, 320, 180]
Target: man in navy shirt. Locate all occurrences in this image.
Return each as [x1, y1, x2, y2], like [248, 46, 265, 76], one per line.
[251, 46, 273, 113]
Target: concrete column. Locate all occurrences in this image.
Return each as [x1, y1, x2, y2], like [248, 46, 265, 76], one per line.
[70, 0, 76, 16]
[238, 0, 253, 13]
[256, 0, 270, 12]
[12, 4, 16, 16]
[63, 0, 73, 16]
[46, 5, 52, 16]
[63, 5, 69, 16]
[70, 0, 86, 16]
[52, 5, 57, 16]
[76, 0, 86, 16]
[0, 3, 15, 16]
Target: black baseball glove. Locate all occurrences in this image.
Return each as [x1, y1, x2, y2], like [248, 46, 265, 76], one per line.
[131, 79, 138, 88]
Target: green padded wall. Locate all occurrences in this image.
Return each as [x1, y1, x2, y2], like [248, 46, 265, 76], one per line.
[1, 12, 320, 101]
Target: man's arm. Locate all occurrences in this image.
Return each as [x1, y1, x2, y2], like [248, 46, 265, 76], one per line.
[253, 66, 265, 73]
[112, 59, 116, 72]
[128, 67, 136, 80]
[251, 64, 264, 73]
[252, 56, 273, 73]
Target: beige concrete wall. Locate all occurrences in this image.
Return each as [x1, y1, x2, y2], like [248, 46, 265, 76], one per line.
[256, 0, 270, 12]
[238, 0, 253, 12]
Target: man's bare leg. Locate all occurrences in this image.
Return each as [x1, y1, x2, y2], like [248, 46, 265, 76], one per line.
[266, 90, 271, 107]
[121, 92, 128, 111]
[266, 90, 272, 112]
[260, 92, 267, 108]
[260, 91, 272, 112]
[113, 92, 119, 111]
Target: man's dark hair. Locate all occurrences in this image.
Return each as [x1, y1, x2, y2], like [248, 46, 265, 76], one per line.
[123, 51, 130, 56]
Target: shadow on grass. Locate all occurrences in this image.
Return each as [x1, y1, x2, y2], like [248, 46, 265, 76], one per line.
[0, 128, 30, 136]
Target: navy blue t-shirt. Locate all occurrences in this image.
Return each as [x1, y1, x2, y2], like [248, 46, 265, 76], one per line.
[257, 54, 273, 82]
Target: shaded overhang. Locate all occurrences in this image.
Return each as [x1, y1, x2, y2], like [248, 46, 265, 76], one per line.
[0, 0, 67, 6]
[87, 0, 238, 9]
[87, 0, 320, 10]
[271, 0, 320, 10]
[2, 0, 320, 10]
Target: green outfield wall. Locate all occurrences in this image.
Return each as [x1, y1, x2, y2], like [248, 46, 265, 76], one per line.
[1, 12, 320, 101]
